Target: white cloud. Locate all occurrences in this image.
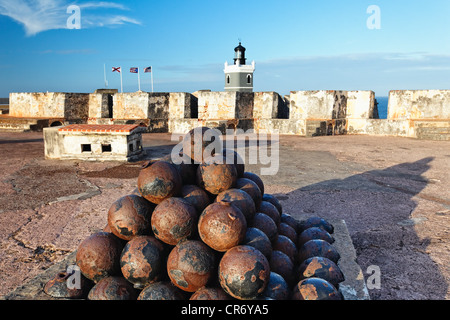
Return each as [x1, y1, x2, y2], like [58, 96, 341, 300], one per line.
[0, 0, 141, 36]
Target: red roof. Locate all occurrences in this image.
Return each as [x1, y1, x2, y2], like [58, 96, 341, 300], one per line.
[59, 124, 139, 133]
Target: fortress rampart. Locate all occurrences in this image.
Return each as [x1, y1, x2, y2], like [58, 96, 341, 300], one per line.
[5, 89, 450, 140]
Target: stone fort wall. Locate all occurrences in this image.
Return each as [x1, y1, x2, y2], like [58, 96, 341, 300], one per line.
[7, 89, 450, 140]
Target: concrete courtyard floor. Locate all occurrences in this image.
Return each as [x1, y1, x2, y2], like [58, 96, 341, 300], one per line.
[0, 131, 448, 300]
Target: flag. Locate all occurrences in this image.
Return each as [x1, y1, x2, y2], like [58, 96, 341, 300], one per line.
[144, 67, 152, 73]
[112, 67, 121, 73]
[130, 67, 138, 73]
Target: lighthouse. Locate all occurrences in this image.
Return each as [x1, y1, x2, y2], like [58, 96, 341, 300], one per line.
[224, 42, 255, 92]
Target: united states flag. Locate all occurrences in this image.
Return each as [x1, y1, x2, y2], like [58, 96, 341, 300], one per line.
[144, 67, 152, 73]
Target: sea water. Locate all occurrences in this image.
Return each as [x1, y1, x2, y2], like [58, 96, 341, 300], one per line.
[376, 96, 388, 119]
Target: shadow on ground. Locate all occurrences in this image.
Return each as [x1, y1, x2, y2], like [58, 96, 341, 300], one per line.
[273, 157, 447, 300]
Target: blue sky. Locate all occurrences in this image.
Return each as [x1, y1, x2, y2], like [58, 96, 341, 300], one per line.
[1, 0, 450, 98]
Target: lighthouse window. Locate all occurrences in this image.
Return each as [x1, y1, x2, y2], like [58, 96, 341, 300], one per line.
[247, 74, 252, 84]
[227, 75, 230, 84]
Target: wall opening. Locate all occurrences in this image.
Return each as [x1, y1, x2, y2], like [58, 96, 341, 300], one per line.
[50, 121, 63, 127]
[129, 143, 134, 153]
[81, 144, 92, 153]
[107, 94, 114, 118]
[247, 74, 252, 84]
[102, 144, 112, 153]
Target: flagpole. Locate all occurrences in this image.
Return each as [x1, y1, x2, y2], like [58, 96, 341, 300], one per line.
[103, 64, 108, 88]
[138, 68, 141, 92]
[151, 66, 154, 93]
[120, 66, 123, 93]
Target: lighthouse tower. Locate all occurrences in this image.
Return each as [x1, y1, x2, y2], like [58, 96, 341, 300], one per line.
[224, 42, 255, 92]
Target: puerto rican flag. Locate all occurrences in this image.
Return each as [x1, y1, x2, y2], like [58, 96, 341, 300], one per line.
[112, 67, 121, 73]
[130, 67, 138, 73]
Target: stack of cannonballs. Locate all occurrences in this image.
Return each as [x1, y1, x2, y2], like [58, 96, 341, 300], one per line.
[44, 127, 345, 300]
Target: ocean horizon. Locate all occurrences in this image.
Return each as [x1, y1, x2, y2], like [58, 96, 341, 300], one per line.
[376, 96, 388, 119]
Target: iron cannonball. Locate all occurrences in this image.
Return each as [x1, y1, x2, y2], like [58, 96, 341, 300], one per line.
[297, 227, 335, 248]
[215, 188, 256, 223]
[190, 287, 231, 300]
[235, 177, 262, 210]
[151, 197, 198, 245]
[243, 227, 272, 260]
[180, 184, 211, 214]
[198, 202, 247, 252]
[297, 256, 345, 287]
[87, 276, 137, 300]
[107, 194, 155, 241]
[120, 236, 165, 289]
[292, 277, 342, 300]
[76, 232, 123, 283]
[197, 156, 238, 195]
[299, 216, 334, 234]
[262, 194, 282, 215]
[262, 272, 290, 300]
[137, 282, 185, 300]
[167, 240, 216, 292]
[250, 212, 278, 243]
[278, 222, 297, 244]
[219, 245, 270, 300]
[243, 172, 265, 196]
[297, 239, 341, 264]
[272, 234, 297, 263]
[137, 161, 182, 204]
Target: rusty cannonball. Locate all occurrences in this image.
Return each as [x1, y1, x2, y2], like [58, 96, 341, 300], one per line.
[281, 213, 301, 233]
[107, 195, 155, 241]
[220, 148, 245, 177]
[180, 184, 211, 213]
[137, 282, 185, 300]
[262, 272, 290, 300]
[87, 276, 137, 300]
[44, 269, 92, 299]
[76, 232, 123, 283]
[250, 212, 278, 243]
[197, 156, 238, 195]
[235, 177, 262, 210]
[259, 201, 281, 226]
[297, 227, 335, 248]
[297, 239, 341, 264]
[272, 235, 297, 263]
[243, 172, 265, 196]
[160, 153, 197, 185]
[278, 222, 297, 244]
[292, 277, 342, 300]
[120, 236, 165, 289]
[243, 227, 272, 260]
[215, 188, 256, 222]
[151, 197, 198, 245]
[297, 256, 345, 287]
[167, 240, 216, 292]
[137, 161, 182, 204]
[190, 287, 231, 300]
[269, 250, 295, 287]
[198, 202, 247, 252]
[219, 245, 270, 300]
[262, 194, 282, 215]
[182, 126, 221, 163]
[299, 216, 334, 234]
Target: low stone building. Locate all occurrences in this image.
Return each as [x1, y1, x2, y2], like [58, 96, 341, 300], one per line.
[44, 124, 145, 162]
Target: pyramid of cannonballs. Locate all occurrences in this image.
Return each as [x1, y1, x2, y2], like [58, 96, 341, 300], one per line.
[45, 126, 345, 300]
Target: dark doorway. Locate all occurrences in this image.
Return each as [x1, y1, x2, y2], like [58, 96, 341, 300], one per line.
[107, 94, 113, 118]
